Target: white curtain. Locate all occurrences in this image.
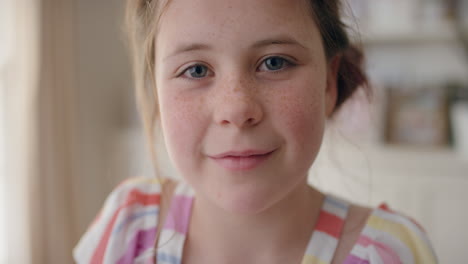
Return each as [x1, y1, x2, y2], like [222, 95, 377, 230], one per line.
[3, 0, 41, 263]
[0, 0, 13, 261]
[3, 0, 76, 263]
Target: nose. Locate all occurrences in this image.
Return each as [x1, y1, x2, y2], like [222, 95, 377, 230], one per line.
[213, 78, 263, 128]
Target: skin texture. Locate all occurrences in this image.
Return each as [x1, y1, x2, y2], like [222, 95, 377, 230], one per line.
[153, 0, 371, 263]
[156, 0, 335, 215]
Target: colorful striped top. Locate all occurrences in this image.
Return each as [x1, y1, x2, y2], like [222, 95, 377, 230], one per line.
[73, 177, 438, 264]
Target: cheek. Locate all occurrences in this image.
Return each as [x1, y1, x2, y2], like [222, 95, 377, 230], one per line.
[159, 93, 206, 164]
[275, 80, 327, 144]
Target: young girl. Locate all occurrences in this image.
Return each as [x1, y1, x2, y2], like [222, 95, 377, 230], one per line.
[74, 0, 438, 263]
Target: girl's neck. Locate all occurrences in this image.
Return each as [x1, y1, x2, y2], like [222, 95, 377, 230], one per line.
[184, 180, 324, 263]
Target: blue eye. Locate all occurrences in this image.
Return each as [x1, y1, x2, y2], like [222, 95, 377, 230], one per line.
[259, 56, 291, 72]
[183, 64, 209, 79]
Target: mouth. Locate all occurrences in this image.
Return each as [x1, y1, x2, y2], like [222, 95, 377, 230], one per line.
[209, 149, 276, 171]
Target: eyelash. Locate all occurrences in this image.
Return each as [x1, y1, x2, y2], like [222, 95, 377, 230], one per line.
[177, 56, 296, 80]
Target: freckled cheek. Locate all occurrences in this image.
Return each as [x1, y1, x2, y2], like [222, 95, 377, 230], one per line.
[159, 95, 206, 163]
[274, 85, 325, 150]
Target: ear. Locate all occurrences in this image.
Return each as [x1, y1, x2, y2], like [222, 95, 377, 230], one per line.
[325, 55, 341, 117]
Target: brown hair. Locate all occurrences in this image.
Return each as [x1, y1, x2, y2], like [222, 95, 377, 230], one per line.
[124, 0, 369, 176]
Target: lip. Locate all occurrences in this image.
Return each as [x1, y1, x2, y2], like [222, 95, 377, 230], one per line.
[209, 149, 276, 171]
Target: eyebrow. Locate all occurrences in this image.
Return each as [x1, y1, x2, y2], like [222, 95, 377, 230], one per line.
[163, 35, 307, 61]
[251, 36, 307, 49]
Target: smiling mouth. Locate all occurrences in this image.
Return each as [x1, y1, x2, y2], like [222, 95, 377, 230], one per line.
[209, 150, 276, 171]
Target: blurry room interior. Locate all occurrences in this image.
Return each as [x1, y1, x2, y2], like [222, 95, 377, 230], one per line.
[1, 0, 468, 263]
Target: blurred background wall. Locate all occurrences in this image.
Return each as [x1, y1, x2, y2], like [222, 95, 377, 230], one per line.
[0, 0, 467, 263]
[1, 0, 140, 263]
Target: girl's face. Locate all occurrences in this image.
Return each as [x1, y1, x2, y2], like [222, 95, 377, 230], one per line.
[155, 0, 337, 214]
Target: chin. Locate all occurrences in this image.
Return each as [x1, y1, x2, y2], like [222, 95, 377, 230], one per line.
[208, 180, 292, 215]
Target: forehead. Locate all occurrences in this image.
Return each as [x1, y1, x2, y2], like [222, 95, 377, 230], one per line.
[156, 0, 320, 53]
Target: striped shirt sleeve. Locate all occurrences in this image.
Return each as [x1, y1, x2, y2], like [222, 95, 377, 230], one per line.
[348, 204, 438, 264]
[73, 177, 163, 264]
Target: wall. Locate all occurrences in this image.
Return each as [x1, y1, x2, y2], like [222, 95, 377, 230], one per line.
[70, 0, 135, 242]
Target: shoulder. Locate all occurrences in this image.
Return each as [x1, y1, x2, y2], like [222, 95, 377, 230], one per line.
[73, 176, 172, 264]
[350, 204, 438, 264]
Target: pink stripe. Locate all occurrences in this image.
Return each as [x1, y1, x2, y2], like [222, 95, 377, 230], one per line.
[116, 227, 157, 264]
[343, 254, 370, 264]
[163, 195, 194, 234]
[374, 243, 402, 264]
[355, 235, 402, 264]
[90, 191, 160, 263]
[356, 235, 375, 247]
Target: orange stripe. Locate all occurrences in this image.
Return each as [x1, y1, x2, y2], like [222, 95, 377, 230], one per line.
[314, 210, 344, 238]
[90, 190, 161, 263]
